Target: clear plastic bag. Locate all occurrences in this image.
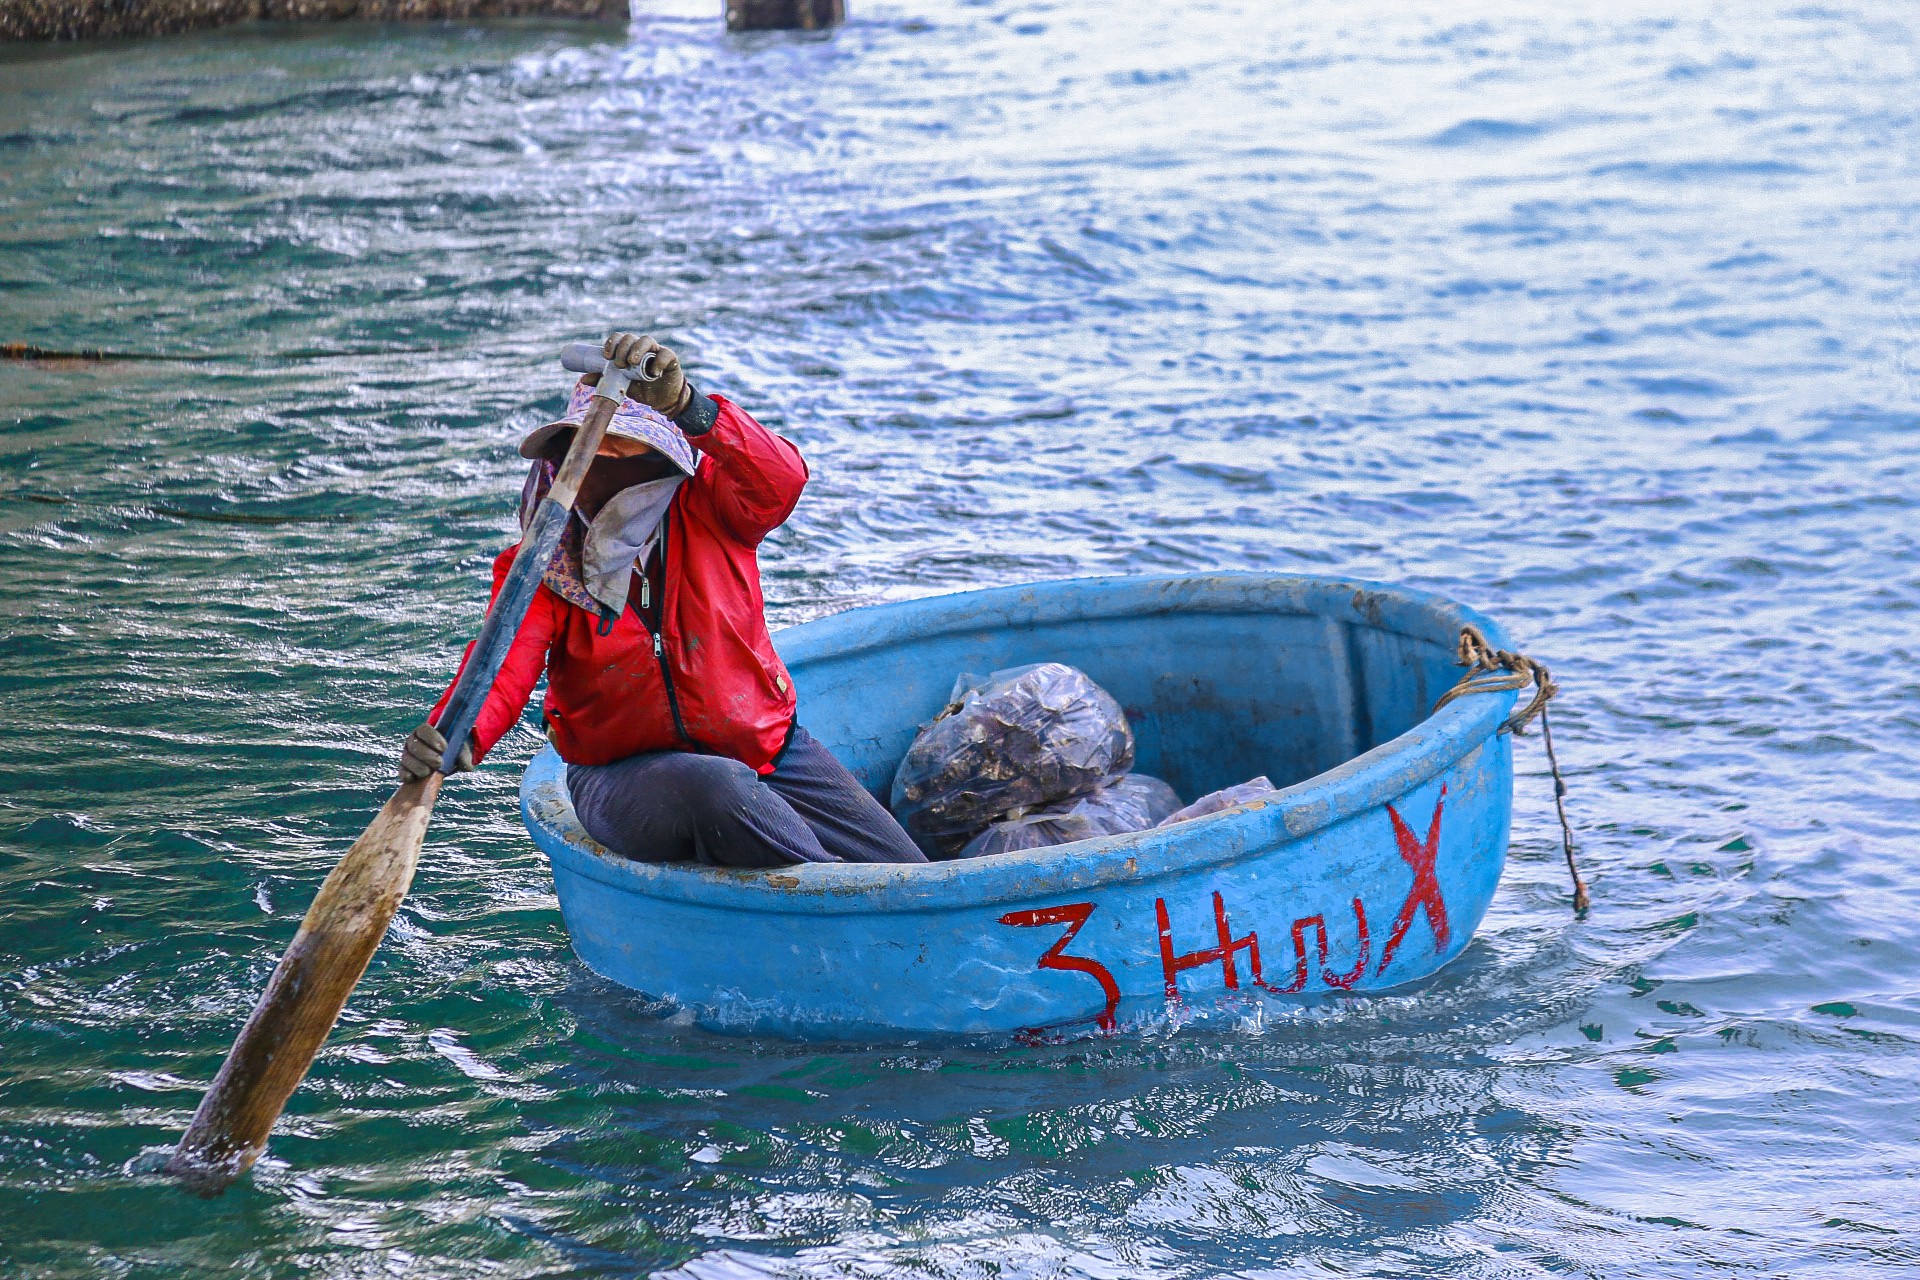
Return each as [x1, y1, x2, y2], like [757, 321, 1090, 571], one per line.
[1157, 776, 1278, 827]
[955, 772, 1183, 859]
[890, 663, 1135, 853]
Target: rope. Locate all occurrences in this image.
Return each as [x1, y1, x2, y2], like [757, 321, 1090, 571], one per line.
[1434, 625, 1589, 913]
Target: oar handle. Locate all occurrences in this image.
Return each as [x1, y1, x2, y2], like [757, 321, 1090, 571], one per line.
[431, 350, 642, 772]
[561, 340, 659, 380]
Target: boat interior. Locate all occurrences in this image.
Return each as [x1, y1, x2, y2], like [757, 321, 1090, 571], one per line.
[781, 577, 1473, 810]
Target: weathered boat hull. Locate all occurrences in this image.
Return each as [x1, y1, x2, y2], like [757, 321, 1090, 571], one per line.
[520, 574, 1516, 1036]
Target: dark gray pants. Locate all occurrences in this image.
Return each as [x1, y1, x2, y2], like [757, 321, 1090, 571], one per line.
[567, 726, 928, 868]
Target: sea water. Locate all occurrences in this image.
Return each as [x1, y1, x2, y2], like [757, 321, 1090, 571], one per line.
[1, 1, 1917, 1274]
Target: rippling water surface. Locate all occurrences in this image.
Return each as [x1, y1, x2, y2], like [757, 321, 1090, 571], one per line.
[3, 1, 1918, 1274]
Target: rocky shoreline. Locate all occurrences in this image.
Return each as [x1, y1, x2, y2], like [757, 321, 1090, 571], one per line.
[2, 0, 628, 42]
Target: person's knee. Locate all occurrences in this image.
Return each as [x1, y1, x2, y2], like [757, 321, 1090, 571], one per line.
[670, 755, 764, 823]
[568, 753, 762, 855]
[570, 750, 841, 867]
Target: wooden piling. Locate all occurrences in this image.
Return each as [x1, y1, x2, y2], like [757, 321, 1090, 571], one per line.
[725, 0, 842, 33]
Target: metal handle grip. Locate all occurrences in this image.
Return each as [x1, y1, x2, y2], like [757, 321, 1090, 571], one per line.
[561, 341, 658, 380]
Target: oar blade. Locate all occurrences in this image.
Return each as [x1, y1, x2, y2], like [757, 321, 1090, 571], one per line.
[167, 773, 443, 1195]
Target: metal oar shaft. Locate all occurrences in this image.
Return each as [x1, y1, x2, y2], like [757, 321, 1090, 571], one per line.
[433, 389, 622, 772]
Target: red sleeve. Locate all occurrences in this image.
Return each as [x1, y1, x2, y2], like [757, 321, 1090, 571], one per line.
[687, 394, 808, 545]
[428, 545, 559, 763]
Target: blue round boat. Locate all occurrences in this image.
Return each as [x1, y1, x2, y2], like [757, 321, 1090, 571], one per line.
[519, 573, 1518, 1037]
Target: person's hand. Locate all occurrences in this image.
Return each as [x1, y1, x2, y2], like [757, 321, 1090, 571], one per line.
[604, 331, 690, 417]
[399, 721, 473, 784]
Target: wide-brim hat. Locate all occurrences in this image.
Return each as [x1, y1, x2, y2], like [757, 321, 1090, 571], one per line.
[518, 381, 699, 477]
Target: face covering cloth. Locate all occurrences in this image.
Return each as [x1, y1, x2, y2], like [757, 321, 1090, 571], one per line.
[579, 475, 684, 616]
[518, 459, 684, 620]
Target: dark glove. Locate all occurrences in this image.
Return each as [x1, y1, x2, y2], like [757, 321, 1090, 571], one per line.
[604, 331, 690, 418]
[399, 721, 473, 784]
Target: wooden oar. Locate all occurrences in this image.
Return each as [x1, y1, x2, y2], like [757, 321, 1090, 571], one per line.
[167, 347, 650, 1195]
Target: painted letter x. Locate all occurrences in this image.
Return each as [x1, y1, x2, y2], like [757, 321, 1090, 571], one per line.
[1378, 785, 1451, 975]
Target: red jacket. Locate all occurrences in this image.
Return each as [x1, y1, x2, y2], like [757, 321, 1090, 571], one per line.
[432, 394, 806, 774]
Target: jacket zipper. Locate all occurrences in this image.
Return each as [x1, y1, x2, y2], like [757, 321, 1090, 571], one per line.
[642, 510, 695, 748]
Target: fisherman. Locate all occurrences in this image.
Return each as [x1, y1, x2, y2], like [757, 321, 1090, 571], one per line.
[398, 332, 927, 869]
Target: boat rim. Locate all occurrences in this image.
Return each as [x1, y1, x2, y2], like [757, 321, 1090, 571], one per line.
[522, 571, 1517, 915]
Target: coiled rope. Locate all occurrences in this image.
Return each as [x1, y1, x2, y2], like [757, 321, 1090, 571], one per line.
[1433, 625, 1589, 912]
